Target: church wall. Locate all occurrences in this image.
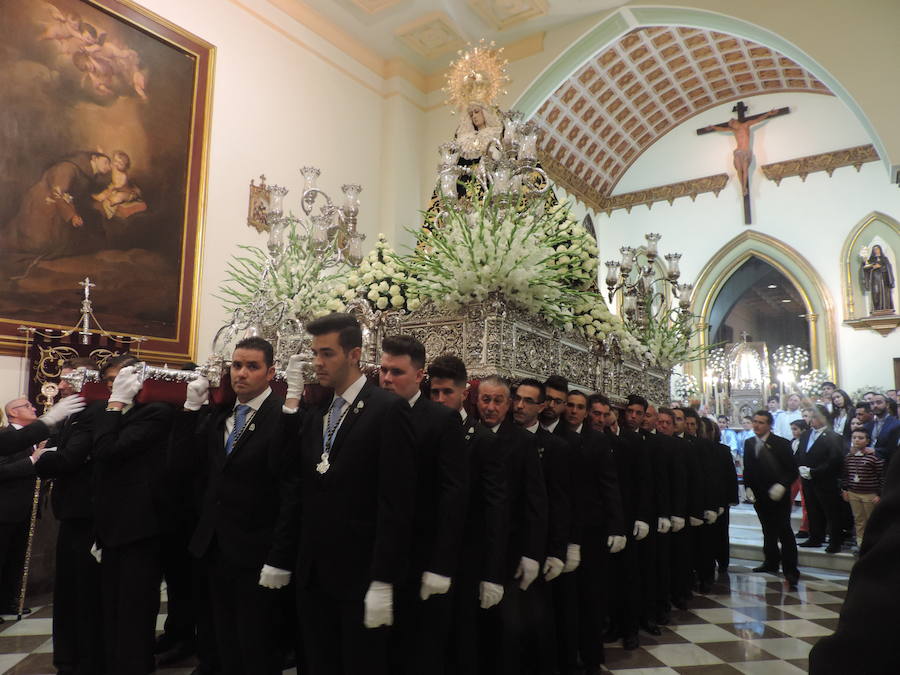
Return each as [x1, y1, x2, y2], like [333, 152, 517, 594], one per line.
[591, 93, 900, 392]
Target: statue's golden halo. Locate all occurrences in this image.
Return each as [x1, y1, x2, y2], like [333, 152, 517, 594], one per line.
[443, 39, 511, 111]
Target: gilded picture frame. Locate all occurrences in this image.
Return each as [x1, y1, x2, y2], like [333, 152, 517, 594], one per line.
[0, 0, 214, 362]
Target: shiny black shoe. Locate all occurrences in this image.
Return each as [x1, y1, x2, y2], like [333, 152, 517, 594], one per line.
[603, 628, 621, 643]
[752, 564, 779, 573]
[799, 539, 825, 548]
[657, 610, 671, 626]
[0, 607, 29, 616]
[825, 545, 842, 553]
[785, 574, 800, 589]
[796, 530, 810, 540]
[623, 634, 639, 650]
[640, 620, 662, 636]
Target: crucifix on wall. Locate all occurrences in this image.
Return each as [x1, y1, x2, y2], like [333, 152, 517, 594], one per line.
[697, 101, 790, 224]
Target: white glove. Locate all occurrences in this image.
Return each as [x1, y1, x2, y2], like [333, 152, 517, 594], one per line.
[109, 366, 141, 405]
[657, 517, 672, 534]
[479, 581, 504, 609]
[718, 506, 725, 515]
[799, 466, 812, 480]
[543, 557, 564, 582]
[285, 354, 306, 401]
[769, 483, 786, 501]
[563, 543, 581, 573]
[689, 516, 704, 527]
[90, 542, 102, 563]
[671, 516, 686, 532]
[420, 571, 451, 601]
[363, 581, 393, 628]
[607, 535, 626, 554]
[745, 487, 756, 503]
[633, 520, 650, 540]
[515, 556, 539, 591]
[258, 564, 291, 589]
[184, 375, 209, 411]
[40, 395, 86, 429]
[703, 510, 718, 524]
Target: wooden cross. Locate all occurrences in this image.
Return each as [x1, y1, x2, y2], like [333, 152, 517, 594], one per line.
[696, 101, 790, 224]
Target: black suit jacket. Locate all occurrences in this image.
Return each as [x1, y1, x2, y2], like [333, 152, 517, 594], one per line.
[714, 441, 739, 507]
[809, 441, 900, 674]
[0, 422, 49, 524]
[535, 426, 571, 562]
[486, 420, 547, 578]
[573, 424, 624, 539]
[171, 391, 301, 570]
[680, 434, 710, 518]
[552, 421, 585, 545]
[742, 434, 797, 500]
[408, 396, 469, 579]
[795, 427, 843, 483]
[34, 401, 103, 521]
[92, 402, 175, 547]
[867, 416, 900, 463]
[659, 434, 688, 518]
[293, 381, 416, 599]
[458, 414, 507, 585]
[640, 430, 671, 523]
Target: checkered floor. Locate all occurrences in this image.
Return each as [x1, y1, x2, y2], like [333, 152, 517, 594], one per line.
[0, 560, 846, 674]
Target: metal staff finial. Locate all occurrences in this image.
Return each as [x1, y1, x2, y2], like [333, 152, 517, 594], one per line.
[78, 277, 96, 345]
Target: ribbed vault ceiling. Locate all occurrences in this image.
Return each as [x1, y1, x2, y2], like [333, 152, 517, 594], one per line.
[534, 26, 833, 199]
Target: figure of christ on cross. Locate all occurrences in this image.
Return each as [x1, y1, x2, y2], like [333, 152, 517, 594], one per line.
[697, 101, 790, 224]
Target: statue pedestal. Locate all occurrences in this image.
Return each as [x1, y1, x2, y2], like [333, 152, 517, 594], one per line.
[383, 294, 670, 403]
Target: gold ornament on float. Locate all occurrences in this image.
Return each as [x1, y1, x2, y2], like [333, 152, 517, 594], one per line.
[443, 39, 510, 111]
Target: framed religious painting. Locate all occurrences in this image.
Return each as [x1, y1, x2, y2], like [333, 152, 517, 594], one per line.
[0, 0, 214, 361]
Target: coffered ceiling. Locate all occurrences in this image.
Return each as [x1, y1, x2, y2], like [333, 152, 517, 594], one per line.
[535, 26, 833, 199]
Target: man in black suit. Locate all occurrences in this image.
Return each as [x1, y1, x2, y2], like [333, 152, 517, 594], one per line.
[512, 378, 571, 672]
[170, 337, 300, 675]
[427, 355, 507, 674]
[92, 355, 175, 675]
[0, 391, 85, 616]
[379, 336, 469, 675]
[565, 390, 625, 674]
[476, 375, 547, 675]
[654, 409, 686, 616]
[34, 356, 104, 674]
[867, 392, 900, 463]
[795, 404, 845, 553]
[291, 313, 415, 675]
[742, 410, 799, 586]
[594, 393, 651, 650]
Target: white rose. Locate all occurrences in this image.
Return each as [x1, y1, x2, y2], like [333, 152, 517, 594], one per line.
[389, 285, 401, 297]
[376, 296, 389, 310]
[362, 273, 375, 285]
[367, 289, 379, 301]
[391, 295, 405, 308]
[326, 298, 344, 311]
[343, 289, 356, 301]
[407, 298, 421, 311]
[585, 325, 596, 337]
[378, 280, 389, 292]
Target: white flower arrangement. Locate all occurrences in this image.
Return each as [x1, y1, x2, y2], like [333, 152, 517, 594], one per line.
[335, 233, 417, 312]
[218, 216, 348, 321]
[798, 369, 829, 398]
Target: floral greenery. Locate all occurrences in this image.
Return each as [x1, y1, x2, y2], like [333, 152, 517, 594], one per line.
[339, 234, 418, 312]
[849, 385, 890, 403]
[217, 216, 347, 319]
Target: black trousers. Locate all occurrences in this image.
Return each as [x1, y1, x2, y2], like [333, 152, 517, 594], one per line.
[53, 518, 103, 675]
[577, 539, 608, 668]
[160, 522, 196, 645]
[446, 573, 481, 675]
[713, 508, 731, 573]
[206, 547, 285, 675]
[608, 538, 640, 637]
[654, 532, 671, 619]
[298, 582, 389, 675]
[694, 523, 717, 586]
[482, 577, 553, 675]
[101, 536, 162, 675]
[0, 518, 28, 609]
[637, 531, 657, 622]
[753, 497, 798, 575]
[390, 577, 454, 675]
[802, 478, 844, 546]
[670, 527, 692, 603]
[552, 570, 580, 675]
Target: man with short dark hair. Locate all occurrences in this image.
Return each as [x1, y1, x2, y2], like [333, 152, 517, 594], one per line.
[170, 336, 300, 675]
[565, 389, 625, 674]
[867, 393, 900, 464]
[795, 405, 846, 553]
[92, 354, 176, 674]
[286, 314, 415, 675]
[743, 410, 799, 586]
[380, 336, 468, 675]
[427, 354, 507, 673]
[477, 374, 548, 674]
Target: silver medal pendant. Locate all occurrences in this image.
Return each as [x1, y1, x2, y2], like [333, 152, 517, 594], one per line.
[316, 454, 330, 475]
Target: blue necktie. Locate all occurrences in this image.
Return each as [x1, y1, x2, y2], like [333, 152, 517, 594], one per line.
[323, 396, 346, 452]
[225, 404, 250, 455]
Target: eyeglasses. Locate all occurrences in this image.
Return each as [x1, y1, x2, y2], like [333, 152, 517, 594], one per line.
[512, 394, 541, 406]
[546, 396, 565, 406]
[9, 402, 35, 411]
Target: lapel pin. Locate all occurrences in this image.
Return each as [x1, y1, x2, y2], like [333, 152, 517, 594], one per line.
[354, 401, 364, 414]
[249, 424, 256, 432]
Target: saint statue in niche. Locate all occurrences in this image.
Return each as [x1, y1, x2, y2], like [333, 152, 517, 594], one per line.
[860, 244, 895, 313]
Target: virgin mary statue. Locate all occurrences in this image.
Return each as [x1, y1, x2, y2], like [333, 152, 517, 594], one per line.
[862, 245, 895, 313]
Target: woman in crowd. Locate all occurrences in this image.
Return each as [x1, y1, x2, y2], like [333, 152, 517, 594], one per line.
[829, 389, 854, 449]
[790, 419, 810, 540]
